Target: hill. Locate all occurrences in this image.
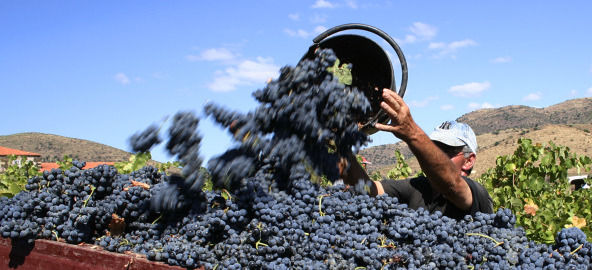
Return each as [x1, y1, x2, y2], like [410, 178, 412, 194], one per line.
[360, 97, 592, 178]
[458, 97, 592, 135]
[0, 132, 131, 163]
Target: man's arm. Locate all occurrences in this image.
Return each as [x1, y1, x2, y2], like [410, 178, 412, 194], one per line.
[373, 89, 473, 211]
[340, 152, 384, 196]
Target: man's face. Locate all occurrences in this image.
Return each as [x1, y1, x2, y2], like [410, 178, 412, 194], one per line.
[434, 142, 470, 175]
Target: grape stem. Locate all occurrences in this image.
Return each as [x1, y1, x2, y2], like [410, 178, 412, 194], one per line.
[119, 238, 131, 246]
[317, 194, 329, 217]
[255, 240, 268, 249]
[222, 189, 233, 200]
[378, 235, 396, 249]
[571, 244, 584, 255]
[83, 185, 96, 208]
[466, 233, 504, 247]
[151, 214, 163, 225]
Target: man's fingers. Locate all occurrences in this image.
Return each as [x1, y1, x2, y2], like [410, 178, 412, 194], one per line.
[382, 89, 402, 112]
[373, 122, 388, 131]
[380, 101, 397, 118]
[374, 122, 395, 133]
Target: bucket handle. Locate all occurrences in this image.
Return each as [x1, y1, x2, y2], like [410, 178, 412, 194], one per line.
[312, 23, 408, 98]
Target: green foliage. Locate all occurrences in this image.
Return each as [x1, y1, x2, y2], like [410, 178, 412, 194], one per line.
[56, 155, 74, 171]
[386, 150, 413, 180]
[156, 160, 182, 174]
[478, 138, 592, 243]
[413, 170, 426, 178]
[319, 175, 333, 188]
[327, 58, 353, 85]
[114, 152, 184, 175]
[201, 167, 216, 191]
[369, 171, 383, 181]
[114, 152, 153, 174]
[0, 155, 40, 198]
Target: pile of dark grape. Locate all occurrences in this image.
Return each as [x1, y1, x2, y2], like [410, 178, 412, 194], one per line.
[0, 48, 590, 269]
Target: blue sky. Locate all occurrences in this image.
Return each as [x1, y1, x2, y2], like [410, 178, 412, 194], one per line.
[2, 1, 592, 163]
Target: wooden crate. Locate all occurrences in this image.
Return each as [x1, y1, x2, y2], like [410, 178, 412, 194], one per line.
[0, 237, 198, 270]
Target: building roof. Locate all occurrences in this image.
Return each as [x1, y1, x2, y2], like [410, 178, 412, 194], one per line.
[360, 156, 372, 164]
[39, 163, 60, 171]
[0, 146, 41, 157]
[40, 162, 116, 172]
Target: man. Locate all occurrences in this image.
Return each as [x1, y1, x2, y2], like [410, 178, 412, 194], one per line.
[343, 89, 493, 219]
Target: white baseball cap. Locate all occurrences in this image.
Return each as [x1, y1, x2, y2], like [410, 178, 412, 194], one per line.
[428, 121, 478, 154]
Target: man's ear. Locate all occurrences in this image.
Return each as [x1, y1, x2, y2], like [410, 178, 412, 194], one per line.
[462, 153, 476, 171]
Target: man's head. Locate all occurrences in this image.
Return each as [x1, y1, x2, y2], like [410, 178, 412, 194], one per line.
[429, 121, 478, 176]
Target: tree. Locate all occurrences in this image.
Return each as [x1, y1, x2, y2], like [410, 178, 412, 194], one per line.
[478, 138, 592, 243]
[0, 155, 40, 197]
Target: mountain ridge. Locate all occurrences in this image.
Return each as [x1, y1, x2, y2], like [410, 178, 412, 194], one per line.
[0, 132, 131, 163]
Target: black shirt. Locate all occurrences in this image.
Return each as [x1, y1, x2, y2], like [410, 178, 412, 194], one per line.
[380, 176, 493, 220]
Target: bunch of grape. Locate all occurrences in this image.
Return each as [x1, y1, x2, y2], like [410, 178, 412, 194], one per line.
[126, 110, 209, 214]
[203, 48, 371, 193]
[0, 164, 161, 245]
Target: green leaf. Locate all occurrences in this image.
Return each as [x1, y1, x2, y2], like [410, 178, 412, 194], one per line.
[505, 163, 516, 172]
[9, 182, 22, 195]
[327, 58, 353, 85]
[510, 197, 522, 207]
[541, 154, 553, 166]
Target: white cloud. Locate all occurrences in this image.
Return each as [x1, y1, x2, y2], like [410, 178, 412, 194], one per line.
[587, 87, 592, 96]
[309, 14, 327, 23]
[284, 28, 311, 38]
[449, 40, 477, 49]
[468, 102, 498, 110]
[428, 42, 446, 49]
[208, 57, 279, 92]
[312, 0, 335, 8]
[311, 0, 358, 9]
[396, 22, 437, 45]
[523, 92, 542, 101]
[491, 56, 512, 63]
[409, 22, 437, 40]
[429, 39, 477, 58]
[186, 48, 238, 62]
[440, 104, 454, 110]
[397, 35, 417, 44]
[408, 96, 438, 108]
[288, 13, 300, 21]
[314, 25, 328, 35]
[114, 73, 130, 85]
[449, 81, 491, 97]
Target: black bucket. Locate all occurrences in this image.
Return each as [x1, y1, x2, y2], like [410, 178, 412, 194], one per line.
[300, 23, 408, 135]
